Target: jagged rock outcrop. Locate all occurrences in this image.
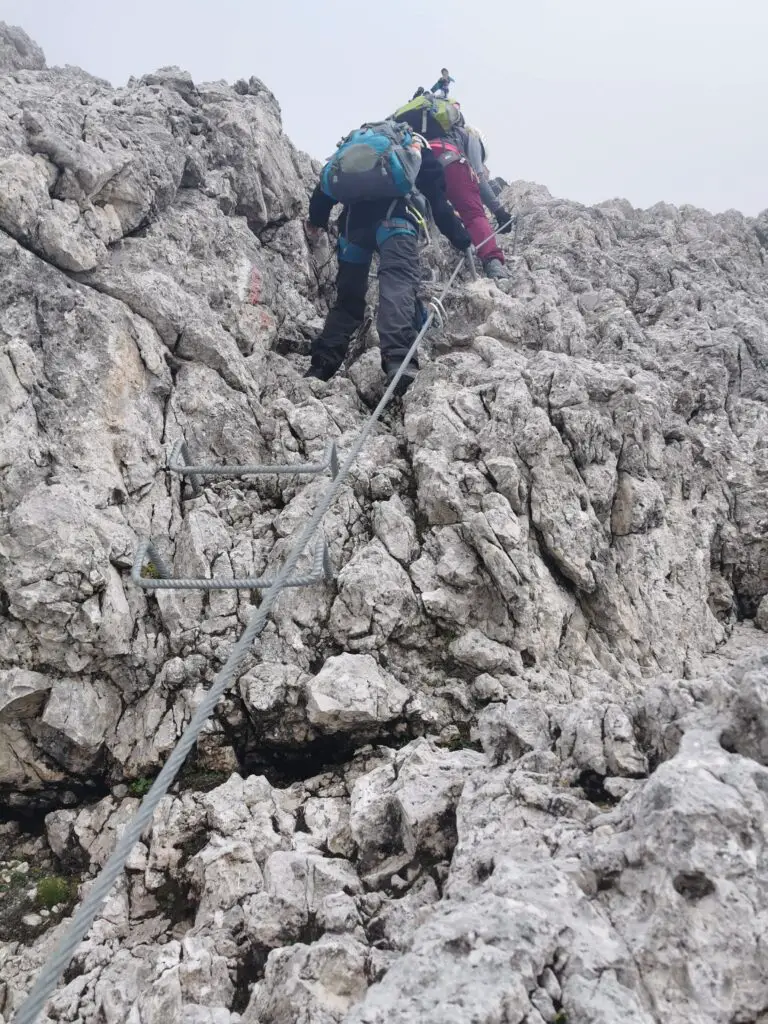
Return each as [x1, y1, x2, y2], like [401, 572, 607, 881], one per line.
[0, 23, 45, 73]
[1, 24, 768, 1024]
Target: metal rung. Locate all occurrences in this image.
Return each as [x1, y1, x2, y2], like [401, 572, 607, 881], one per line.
[131, 536, 334, 592]
[169, 438, 339, 497]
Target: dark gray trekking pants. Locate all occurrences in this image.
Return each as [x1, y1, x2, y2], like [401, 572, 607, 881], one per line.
[310, 217, 421, 374]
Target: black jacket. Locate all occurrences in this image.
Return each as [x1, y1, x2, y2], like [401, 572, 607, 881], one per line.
[308, 146, 471, 251]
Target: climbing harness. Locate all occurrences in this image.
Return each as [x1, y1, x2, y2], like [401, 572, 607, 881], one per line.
[12, 212, 516, 1024]
[405, 199, 431, 243]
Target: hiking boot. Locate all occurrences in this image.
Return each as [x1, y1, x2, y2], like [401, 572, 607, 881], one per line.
[304, 361, 337, 382]
[383, 358, 418, 398]
[484, 259, 507, 280]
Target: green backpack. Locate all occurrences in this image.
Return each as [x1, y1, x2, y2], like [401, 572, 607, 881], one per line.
[392, 93, 464, 140]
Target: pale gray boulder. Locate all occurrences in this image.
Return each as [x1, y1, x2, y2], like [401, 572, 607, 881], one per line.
[305, 654, 410, 734]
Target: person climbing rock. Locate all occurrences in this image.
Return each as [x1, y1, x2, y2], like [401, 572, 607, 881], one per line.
[304, 120, 471, 395]
[431, 68, 455, 98]
[427, 122, 513, 279]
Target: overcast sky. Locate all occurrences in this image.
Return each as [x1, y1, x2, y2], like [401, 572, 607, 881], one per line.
[3, 0, 766, 215]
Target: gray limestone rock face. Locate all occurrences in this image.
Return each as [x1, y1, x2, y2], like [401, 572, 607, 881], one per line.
[349, 740, 484, 883]
[0, 669, 51, 723]
[2, 24, 768, 1024]
[35, 677, 122, 774]
[329, 541, 421, 651]
[246, 935, 370, 1024]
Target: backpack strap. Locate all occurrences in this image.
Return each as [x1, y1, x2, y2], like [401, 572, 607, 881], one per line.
[430, 139, 461, 154]
[429, 138, 463, 168]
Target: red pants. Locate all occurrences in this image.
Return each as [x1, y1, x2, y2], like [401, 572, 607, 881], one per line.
[443, 160, 504, 265]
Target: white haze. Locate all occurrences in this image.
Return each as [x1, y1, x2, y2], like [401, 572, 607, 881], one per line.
[3, 0, 766, 215]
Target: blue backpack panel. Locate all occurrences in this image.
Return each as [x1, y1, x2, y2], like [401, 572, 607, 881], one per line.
[321, 121, 422, 204]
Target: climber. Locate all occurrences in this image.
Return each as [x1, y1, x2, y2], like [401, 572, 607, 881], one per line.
[304, 120, 471, 395]
[428, 122, 513, 279]
[431, 68, 455, 98]
[392, 100, 511, 280]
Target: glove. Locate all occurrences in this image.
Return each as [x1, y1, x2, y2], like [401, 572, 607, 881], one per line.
[496, 209, 514, 234]
[455, 231, 472, 253]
